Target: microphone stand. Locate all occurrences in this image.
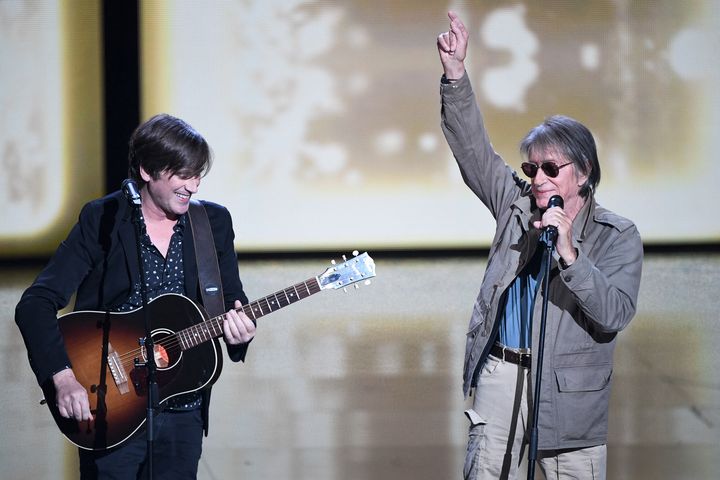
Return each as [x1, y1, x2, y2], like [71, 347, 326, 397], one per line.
[527, 229, 556, 480]
[127, 192, 158, 480]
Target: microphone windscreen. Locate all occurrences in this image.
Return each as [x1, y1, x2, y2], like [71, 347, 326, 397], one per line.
[121, 179, 142, 205]
[548, 195, 564, 209]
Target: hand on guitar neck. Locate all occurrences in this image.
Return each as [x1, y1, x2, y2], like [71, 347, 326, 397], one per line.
[222, 299, 256, 345]
[53, 368, 93, 422]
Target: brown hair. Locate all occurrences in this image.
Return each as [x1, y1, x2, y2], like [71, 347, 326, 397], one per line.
[128, 113, 212, 187]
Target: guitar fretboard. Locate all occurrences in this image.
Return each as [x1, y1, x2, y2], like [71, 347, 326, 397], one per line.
[175, 277, 322, 350]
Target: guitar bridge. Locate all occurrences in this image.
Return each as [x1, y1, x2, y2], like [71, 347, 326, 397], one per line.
[107, 343, 130, 395]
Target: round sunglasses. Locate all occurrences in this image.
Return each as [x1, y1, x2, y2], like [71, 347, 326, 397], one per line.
[521, 161, 573, 178]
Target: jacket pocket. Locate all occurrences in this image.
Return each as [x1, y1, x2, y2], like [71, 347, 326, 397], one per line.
[468, 299, 488, 331]
[555, 366, 612, 392]
[463, 409, 487, 479]
[554, 365, 613, 442]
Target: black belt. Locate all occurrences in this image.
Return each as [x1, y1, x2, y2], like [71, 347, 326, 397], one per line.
[490, 343, 531, 368]
[164, 392, 203, 411]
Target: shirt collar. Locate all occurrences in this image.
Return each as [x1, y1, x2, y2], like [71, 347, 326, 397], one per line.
[174, 213, 187, 233]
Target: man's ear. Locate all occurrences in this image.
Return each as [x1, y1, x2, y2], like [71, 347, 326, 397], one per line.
[576, 171, 589, 189]
[139, 166, 152, 183]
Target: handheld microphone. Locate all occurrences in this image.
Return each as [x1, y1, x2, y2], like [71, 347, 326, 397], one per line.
[544, 195, 564, 241]
[121, 179, 142, 206]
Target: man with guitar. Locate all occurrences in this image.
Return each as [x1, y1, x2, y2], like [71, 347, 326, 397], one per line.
[437, 11, 643, 480]
[15, 113, 256, 478]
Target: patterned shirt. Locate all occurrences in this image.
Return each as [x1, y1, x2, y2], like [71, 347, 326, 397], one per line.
[115, 214, 186, 312]
[116, 213, 202, 410]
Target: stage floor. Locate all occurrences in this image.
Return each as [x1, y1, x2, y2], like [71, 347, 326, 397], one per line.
[1, 253, 718, 479]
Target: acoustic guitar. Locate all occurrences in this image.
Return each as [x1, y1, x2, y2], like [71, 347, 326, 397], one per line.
[42, 252, 375, 450]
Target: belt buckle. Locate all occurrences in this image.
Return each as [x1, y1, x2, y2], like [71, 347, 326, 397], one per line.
[519, 351, 530, 367]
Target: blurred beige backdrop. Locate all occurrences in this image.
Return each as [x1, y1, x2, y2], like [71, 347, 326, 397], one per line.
[1, 0, 719, 255]
[1, 3, 719, 479]
[142, 0, 718, 250]
[2, 254, 719, 479]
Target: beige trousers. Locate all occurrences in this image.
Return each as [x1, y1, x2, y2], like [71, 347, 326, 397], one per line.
[463, 354, 607, 479]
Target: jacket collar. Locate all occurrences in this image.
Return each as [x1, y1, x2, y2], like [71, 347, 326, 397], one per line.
[116, 193, 141, 289]
[510, 191, 596, 243]
[572, 193, 595, 243]
[510, 194, 541, 235]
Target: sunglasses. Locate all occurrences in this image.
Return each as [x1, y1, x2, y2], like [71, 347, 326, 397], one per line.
[521, 161, 573, 178]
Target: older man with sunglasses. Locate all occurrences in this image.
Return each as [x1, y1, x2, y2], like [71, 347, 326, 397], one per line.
[437, 11, 643, 480]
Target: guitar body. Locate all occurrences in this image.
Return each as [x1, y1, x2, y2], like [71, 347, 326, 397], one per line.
[42, 294, 223, 451]
[39, 252, 376, 451]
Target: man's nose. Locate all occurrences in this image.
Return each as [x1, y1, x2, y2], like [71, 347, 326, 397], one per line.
[533, 167, 548, 183]
[186, 177, 201, 193]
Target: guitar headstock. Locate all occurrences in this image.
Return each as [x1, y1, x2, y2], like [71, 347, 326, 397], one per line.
[318, 251, 376, 291]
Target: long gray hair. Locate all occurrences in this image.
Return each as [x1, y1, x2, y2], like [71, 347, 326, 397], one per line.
[520, 115, 600, 199]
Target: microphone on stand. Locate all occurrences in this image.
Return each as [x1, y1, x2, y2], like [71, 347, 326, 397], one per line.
[121, 179, 142, 206]
[528, 193, 565, 479]
[544, 195, 564, 241]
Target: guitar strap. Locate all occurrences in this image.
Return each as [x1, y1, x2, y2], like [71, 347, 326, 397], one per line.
[187, 199, 226, 318]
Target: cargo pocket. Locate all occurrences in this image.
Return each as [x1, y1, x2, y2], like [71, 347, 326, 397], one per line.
[555, 365, 612, 442]
[463, 408, 487, 480]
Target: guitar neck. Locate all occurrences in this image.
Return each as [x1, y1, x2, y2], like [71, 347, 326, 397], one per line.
[177, 277, 321, 350]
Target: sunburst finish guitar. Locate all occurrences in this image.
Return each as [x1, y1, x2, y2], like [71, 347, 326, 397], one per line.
[42, 252, 375, 451]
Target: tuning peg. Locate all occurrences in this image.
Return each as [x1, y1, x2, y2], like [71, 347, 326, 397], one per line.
[364, 280, 372, 286]
[343, 287, 348, 293]
[331, 259, 336, 265]
[352, 250, 359, 256]
[354, 284, 359, 289]
[342, 255, 347, 261]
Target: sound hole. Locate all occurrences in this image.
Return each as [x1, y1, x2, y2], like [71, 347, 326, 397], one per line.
[148, 329, 183, 370]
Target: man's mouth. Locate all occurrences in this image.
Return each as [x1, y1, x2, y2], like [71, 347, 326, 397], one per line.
[175, 192, 190, 201]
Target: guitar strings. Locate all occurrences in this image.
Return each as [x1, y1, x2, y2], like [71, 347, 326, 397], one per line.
[112, 259, 369, 370]
[113, 313, 226, 370]
[113, 278, 316, 364]
[112, 279, 322, 370]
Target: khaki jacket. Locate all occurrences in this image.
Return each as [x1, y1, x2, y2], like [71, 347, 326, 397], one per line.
[440, 73, 643, 449]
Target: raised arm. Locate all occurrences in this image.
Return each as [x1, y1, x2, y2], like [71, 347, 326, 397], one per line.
[437, 12, 527, 218]
[437, 11, 469, 80]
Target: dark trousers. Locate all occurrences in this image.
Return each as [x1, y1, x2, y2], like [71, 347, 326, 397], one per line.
[79, 409, 203, 480]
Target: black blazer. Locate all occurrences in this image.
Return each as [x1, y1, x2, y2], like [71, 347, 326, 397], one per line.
[15, 190, 249, 388]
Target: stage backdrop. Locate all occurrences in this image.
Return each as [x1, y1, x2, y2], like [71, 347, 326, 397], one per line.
[0, 0, 103, 257]
[1, 1, 718, 255]
[140, 0, 719, 251]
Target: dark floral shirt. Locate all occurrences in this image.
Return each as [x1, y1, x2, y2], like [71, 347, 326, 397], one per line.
[115, 214, 202, 410]
[115, 214, 186, 312]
